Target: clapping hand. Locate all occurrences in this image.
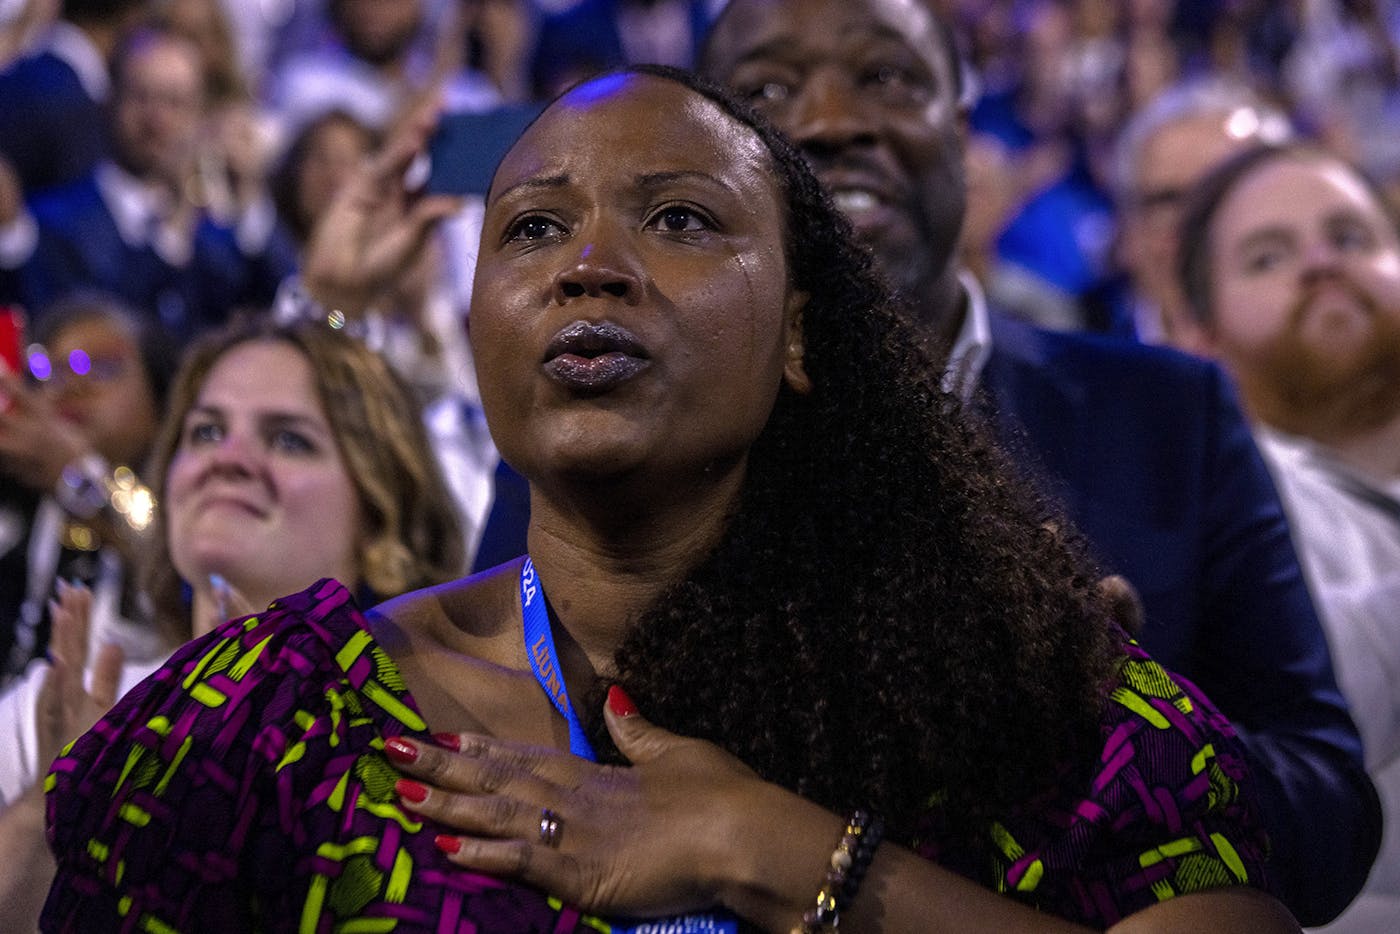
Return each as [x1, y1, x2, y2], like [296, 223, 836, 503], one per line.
[34, 581, 125, 774]
[300, 95, 464, 318]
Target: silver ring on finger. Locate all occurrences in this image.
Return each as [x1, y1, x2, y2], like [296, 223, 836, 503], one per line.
[538, 808, 564, 848]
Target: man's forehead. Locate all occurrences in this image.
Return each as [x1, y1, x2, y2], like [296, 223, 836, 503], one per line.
[709, 0, 945, 63]
[1140, 113, 1258, 183]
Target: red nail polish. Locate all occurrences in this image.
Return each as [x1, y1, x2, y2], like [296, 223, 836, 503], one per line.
[432, 732, 461, 752]
[384, 737, 419, 764]
[607, 685, 638, 718]
[434, 834, 462, 855]
[395, 778, 428, 804]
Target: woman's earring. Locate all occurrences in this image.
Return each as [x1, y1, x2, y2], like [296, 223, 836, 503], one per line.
[784, 342, 812, 395]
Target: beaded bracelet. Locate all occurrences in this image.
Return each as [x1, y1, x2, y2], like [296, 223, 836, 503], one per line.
[791, 809, 884, 934]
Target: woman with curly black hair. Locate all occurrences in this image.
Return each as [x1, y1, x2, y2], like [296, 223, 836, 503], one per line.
[41, 67, 1295, 933]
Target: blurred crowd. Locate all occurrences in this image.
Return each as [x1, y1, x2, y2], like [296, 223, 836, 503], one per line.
[6, 1, 1391, 357]
[950, 0, 1400, 335]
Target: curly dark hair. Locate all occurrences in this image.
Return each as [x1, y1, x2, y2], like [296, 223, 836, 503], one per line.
[570, 66, 1124, 855]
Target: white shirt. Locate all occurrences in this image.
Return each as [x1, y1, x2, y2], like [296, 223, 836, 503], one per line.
[1256, 427, 1400, 926]
[95, 161, 196, 266]
[0, 647, 164, 808]
[945, 270, 994, 402]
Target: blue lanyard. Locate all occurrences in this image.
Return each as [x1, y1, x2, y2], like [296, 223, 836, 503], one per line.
[519, 558, 738, 934]
[521, 557, 596, 760]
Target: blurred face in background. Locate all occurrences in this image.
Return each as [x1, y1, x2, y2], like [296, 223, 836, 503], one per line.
[296, 114, 376, 233]
[1119, 109, 1268, 346]
[1203, 151, 1400, 439]
[39, 315, 159, 469]
[332, 0, 423, 67]
[111, 32, 206, 187]
[704, 0, 967, 305]
[165, 340, 363, 606]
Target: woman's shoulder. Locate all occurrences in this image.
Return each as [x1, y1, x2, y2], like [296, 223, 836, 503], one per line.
[77, 580, 376, 724]
[1006, 642, 1271, 923]
[42, 575, 592, 932]
[46, 579, 408, 795]
[372, 560, 520, 631]
[917, 641, 1272, 926]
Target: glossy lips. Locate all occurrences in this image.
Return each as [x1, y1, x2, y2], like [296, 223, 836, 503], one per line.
[542, 320, 651, 393]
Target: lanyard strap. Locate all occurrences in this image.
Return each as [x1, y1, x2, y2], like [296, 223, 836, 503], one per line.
[519, 558, 739, 934]
[521, 557, 596, 760]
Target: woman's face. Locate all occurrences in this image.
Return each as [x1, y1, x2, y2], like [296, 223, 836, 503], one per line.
[165, 340, 363, 604]
[41, 315, 159, 468]
[297, 117, 374, 229]
[471, 74, 807, 488]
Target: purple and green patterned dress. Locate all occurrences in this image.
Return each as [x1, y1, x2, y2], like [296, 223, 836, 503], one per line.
[42, 579, 1270, 932]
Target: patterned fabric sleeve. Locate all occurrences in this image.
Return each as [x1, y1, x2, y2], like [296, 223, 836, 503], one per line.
[41, 579, 589, 934]
[969, 640, 1274, 926]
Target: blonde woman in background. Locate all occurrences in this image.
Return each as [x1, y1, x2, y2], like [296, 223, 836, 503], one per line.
[0, 316, 465, 930]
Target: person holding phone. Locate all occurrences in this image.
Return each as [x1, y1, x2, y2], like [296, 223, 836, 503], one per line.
[0, 293, 173, 687]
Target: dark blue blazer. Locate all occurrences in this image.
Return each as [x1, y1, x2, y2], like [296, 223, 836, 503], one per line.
[0, 49, 107, 194]
[2, 173, 295, 341]
[981, 311, 1379, 923]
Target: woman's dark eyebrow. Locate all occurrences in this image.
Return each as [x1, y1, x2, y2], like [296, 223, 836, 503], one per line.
[1323, 208, 1373, 231]
[492, 174, 569, 203]
[636, 170, 737, 194]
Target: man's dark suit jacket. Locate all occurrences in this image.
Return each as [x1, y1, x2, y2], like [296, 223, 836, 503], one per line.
[0, 48, 106, 194]
[981, 311, 1379, 924]
[1, 173, 295, 341]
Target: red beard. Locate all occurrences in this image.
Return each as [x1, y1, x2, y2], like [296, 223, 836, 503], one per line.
[1236, 272, 1400, 444]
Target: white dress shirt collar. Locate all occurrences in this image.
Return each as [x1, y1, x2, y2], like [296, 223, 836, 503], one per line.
[941, 269, 994, 402]
[95, 162, 193, 266]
